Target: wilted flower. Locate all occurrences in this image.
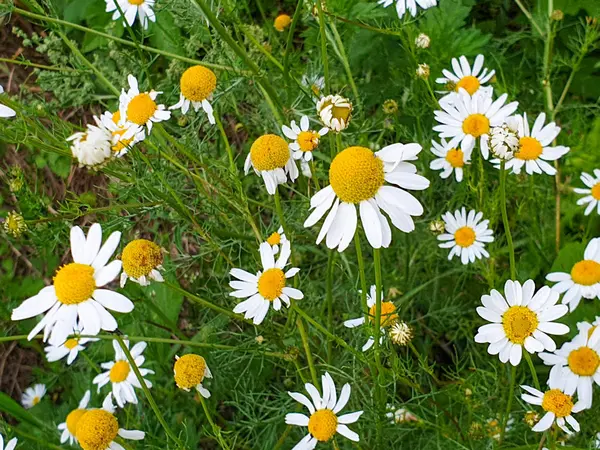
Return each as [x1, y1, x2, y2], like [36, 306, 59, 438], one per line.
[429, 219, 445, 234]
[389, 321, 413, 346]
[416, 63, 430, 79]
[386, 405, 418, 424]
[3, 211, 27, 237]
[415, 33, 430, 49]
[382, 99, 399, 114]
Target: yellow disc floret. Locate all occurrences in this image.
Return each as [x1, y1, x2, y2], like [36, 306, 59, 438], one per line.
[462, 114, 490, 138]
[257, 268, 286, 301]
[502, 306, 539, 344]
[266, 232, 281, 246]
[65, 338, 80, 350]
[568, 346, 600, 376]
[180, 66, 217, 102]
[174, 354, 207, 389]
[297, 131, 320, 152]
[541, 389, 574, 418]
[66, 408, 88, 436]
[455, 76, 481, 95]
[369, 301, 398, 327]
[308, 409, 338, 442]
[592, 183, 600, 201]
[454, 226, 476, 248]
[76, 409, 119, 450]
[126, 93, 157, 125]
[516, 137, 543, 160]
[54, 263, 96, 305]
[571, 260, 600, 286]
[445, 148, 465, 168]
[250, 134, 290, 171]
[109, 361, 131, 383]
[329, 146, 385, 204]
[128, 0, 145, 4]
[122, 239, 163, 279]
[274, 14, 292, 32]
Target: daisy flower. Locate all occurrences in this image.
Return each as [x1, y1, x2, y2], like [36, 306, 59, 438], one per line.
[75, 393, 144, 450]
[170, 65, 216, 124]
[475, 280, 570, 366]
[244, 134, 299, 195]
[302, 74, 325, 97]
[22, 383, 46, 409]
[0, 435, 17, 450]
[429, 138, 472, 182]
[100, 110, 140, 157]
[45, 334, 96, 365]
[282, 115, 328, 177]
[173, 354, 212, 398]
[57, 390, 91, 445]
[386, 405, 418, 424]
[67, 117, 113, 168]
[539, 324, 600, 408]
[343, 285, 398, 351]
[119, 238, 164, 287]
[489, 122, 520, 160]
[377, 0, 437, 18]
[105, 0, 156, 30]
[0, 85, 16, 118]
[304, 143, 430, 252]
[265, 226, 288, 255]
[11, 223, 132, 345]
[316, 94, 352, 132]
[92, 339, 154, 408]
[546, 238, 600, 311]
[436, 55, 495, 103]
[285, 372, 363, 447]
[274, 14, 292, 32]
[229, 241, 303, 325]
[433, 89, 519, 159]
[437, 208, 494, 265]
[119, 74, 171, 138]
[389, 321, 413, 346]
[574, 170, 600, 216]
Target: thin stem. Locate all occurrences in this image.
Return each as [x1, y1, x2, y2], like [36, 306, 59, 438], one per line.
[355, 236, 368, 315]
[500, 161, 516, 279]
[499, 365, 517, 444]
[0, 57, 78, 72]
[329, 22, 360, 107]
[326, 250, 335, 364]
[373, 247, 384, 449]
[274, 187, 289, 237]
[199, 395, 231, 450]
[513, 0, 545, 36]
[283, 0, 303, 79]
[315, 0, 330, 94]
[296, 317, 319, 387]
[524, 351, 541, 391]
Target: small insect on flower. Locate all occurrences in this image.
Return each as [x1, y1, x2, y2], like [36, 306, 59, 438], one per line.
[436, 55, 495, 104]
[170, 65, 217, 124]
[3, 211, 27, 237]
[285, 372, 363, 447]
[274, 14, 292, 31]
[0, 435, 17, 450]
[385, 405, 418, 424]
[430, 138, 472, 182]
[574, 169, 600, 216]
[57, 390, 91, 445]
[0, 85, 16, 118]
[265, 225, 288, 255]
[67, 116, 113, 168]
[22, 383, 46, 409]
[120, 238, 164, 287]
[546, 238, 600, 311]
[377, 0, 437, 18]
[174, 354, 212, 398]
[75, 393, 145, 450]
[282, 115, 328, 177]
[100, 110, 140, 157]
[316, 94, 353, 132]
[105, 0, 156, 30]
[416, 63, 430, 79]
[390, 321, 413, 346]
[437, 208, 494, 265]
[475, 280, 570, 366]
[229, 241, 303, 325]
[45, 332, 96, 365]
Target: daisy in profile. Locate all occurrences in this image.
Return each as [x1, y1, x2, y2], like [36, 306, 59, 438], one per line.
[316, 94, 352, 132]
[265, 226, 288, 255]
[100, 110, 140, 157]
[57, 390, 91, 445]
[170, 65, 216, 124]
[285, 372, 363, 447]
[120, 238, 164, 287]
[546, 238, 600, 311]
[282, 115, 328, 176]
[0, 85, 16, 118]
[377, 0, 437, 18]
[344, 285, 398, 351]
[11, 223, 132, 345]
[173, 354, 212, 398]
[244, 134, 299, 195]
[386, 405, 418, 424]
[304, 143, 429, 251]
[229, 241, 302, 325]
[22, 383, 46, 409]
[92, 339, 154, 408]
[436, 55, 495, 103]
[302, 74, 325, 97]
[475, 280, 570, 366]
[76, 393, 144, 450]
[429, 139, 471, 182]
[45, 333, 96, 365]
[0, 435, 17, 450]
[574, 170, 600, 216]
[539, 325, 600, 408]
[437, 208, 494, 265]
[105, 0, 155, 30]
[433, 89, 518, 159]
[274, 14, 292, 32]
[67, 117, 113, 168]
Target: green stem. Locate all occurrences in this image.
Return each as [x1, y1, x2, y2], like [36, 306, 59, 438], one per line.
[329, 22, 360, 107]
[355, 236, 369, 315]
[524, 351, 541, 391]
[326, 250, 335, 364]
[0, 57, 78, 72]
[283, 0, 303, 79]
[315, 0, 330, 94]
[296, 317, 319, 387]
[373, 247, 384, 449]
[274, 187, 289, 237]
[199, 395, 231, 450]
[513, 0, 545, 36]
[499, 365, 517, 444]
[500, 161, 516, 279]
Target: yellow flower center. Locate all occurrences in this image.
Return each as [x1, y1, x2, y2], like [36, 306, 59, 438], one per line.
[462, 113, 490, 138]
[541, 389, 574, 418]
[322, 102, 351, 122]
[329, 146, 385, 204]
[592, 183, 600, 200]
[126, 93, 157, 125]
[445, 148, 465, 168]
[571, 260, 600, 286]
[369, 301, 398, 327]
[66, 408, 88, 436]
[568, 346, 600, 376]
[454, 226, 476, 248]
[112, 111, 122, 124]
[589, 326, 598, 339]
[65, 338, 80, 350]
[128, 0, 144, 4]
[266, 232, 281, 246]
[109, 361, 131, 383]
[515, 137, 543, 160]
[76, 409, 119, 450]
[54, 263, 96, 305]
[274, 14, 292, 31]
[308, 409, 338, 442]
[122, 239, 163, 279]
[174, 354, 207, 389]
[257, 268, 286, 301]
[502, 306, 539, 344]
[455, 75, 481, 95]
[180, 66, 217, 102]
[32, 396, 41, 405]
[250, 134, 290, 171]
[297, 131, 320, 152]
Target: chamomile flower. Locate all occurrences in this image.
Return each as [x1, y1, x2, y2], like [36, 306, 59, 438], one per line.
[57, 390, 91, 445]
[0, 85, 16, 118]
[11, 223, 132, 345]
[377, 0, 437, 18]
[0, 435, 17, 450]
[173, 354, 212, 398]
[22, 383, 46, 409]
[302, 74, 325, 97]
[574, 170, 600, 216]
[100, 110, 140, 157]
[119, 239, 164, 287]
[436, 55, 495, 103]
[170, 65, 216, 124]
[67, 117, 113, 168]
[282, 115, 328, 176]
[343, 285, 398, 351]
[105, 0, 156, 30]
[539, 325, 600, 408]
[389, 321, 413, 346]
[274, 14, 292, 31]
[429, 138, 472, 182]
[75, 393, 145, 450]
[489, 122, 520, 160]
[93, 340, 153, 408]
[437, 208, 494, 265]
[316, 94, 353, 132]
[386, 406, 418, 424]
[229, 241, 303, 325]
[433, 89, 519, 159]
[304, 144, 429, 252]
[475, 280, 570, 366]
[119, 74, 171, 137]
[265, 226, 288, 255]
[546, 238, 600, 311]
[285, 372, 363, 447]
[45, 334, 96, 365]
[244, 134, 299, 195]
